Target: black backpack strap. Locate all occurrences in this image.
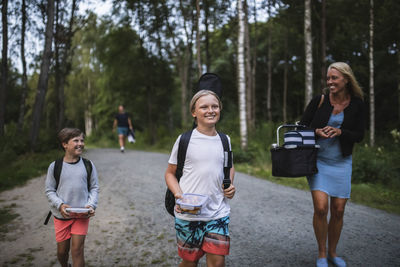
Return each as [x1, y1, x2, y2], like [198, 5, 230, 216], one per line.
[218, 132, 232, 189]
[53, 158, 63, 189]
[82, 158, 93, 191]
[176, 130, 193, 181]
[44, 158, 63, 225]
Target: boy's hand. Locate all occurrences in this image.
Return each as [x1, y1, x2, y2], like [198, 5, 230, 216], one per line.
[223, 184, 236, 199]
[85, 205, 95, 218]
[174, 193, 183, 213]
[59, 203, 71, 218]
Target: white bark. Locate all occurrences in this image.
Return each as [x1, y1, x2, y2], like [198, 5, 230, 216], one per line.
[85, 78, 93, 136]
[304, 0, 313, 107]
[369, 0, 375, 146]
[237, 0, 248, 149]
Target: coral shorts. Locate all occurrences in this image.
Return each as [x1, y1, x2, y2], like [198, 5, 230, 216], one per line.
[54, 218, 90, 243]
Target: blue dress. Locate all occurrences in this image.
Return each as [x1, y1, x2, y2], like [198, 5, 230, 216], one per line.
[307, 112, 352, 198]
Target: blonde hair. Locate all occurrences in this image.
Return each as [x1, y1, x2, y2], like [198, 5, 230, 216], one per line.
[328, 62, 364, 100]
[189, 90, 223, 113]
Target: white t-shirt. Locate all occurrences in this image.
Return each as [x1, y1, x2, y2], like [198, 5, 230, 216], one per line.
[168, 129, 232, 221]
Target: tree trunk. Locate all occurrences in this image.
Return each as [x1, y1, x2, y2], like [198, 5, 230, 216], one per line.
[251, 0, 257, 127]
[266, 1, 272, 121]
[17, 0, 28, 133]
[320, 0, 326, 90]
[237, 0, 248, 149]
[204, 0, 210, 72]
[55, 0, 77, 131]
[283, 28, 288, 123]
[30, 0, 55, 149]
[398, 42, 400, 122]
[0, 0, 8, 136]
[54, 0, 61, 129]
[147, 86, 156, 144]
[178, 0, 195, 127]
[304, 0, 313, 107]
[369, 0, 375, 147]
[244, 0, 253, 130]
[85, 78, 93, 136]
[196, 0, 202, 77]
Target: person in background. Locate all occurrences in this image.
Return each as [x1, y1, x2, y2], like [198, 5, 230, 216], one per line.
[300, 62, 366, 267]
[45, 128, 99, 267]
[113, 105, 133, 153]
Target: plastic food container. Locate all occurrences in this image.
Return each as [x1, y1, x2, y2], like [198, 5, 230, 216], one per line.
[66, 208, 90, 218]
[176, 193, 208, 215]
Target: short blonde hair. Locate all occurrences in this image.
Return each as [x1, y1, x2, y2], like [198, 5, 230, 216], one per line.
[328, 62, 364, 100]
[189, 90, 223, 113]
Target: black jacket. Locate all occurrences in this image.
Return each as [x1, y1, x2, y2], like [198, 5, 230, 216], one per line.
[300, 94, 366, 157]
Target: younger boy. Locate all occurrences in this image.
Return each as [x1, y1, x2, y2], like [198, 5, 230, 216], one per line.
[45, 128, 99, 267]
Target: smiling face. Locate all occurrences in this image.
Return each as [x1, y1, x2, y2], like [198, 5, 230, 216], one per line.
[192, 94, 221, 128]
[63, 134, 85, 158]
[326, 68, 348, 94]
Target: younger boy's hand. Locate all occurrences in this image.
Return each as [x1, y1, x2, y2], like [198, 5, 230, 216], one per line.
[223, 184, 236, 199]
[59, 203, 71, 218]
[86, 205, 95, 217]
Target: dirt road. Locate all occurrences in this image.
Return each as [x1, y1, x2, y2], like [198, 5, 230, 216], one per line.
[0, 149, 399, 266]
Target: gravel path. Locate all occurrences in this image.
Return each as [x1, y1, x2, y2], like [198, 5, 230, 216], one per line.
[0, 148, 399, 266]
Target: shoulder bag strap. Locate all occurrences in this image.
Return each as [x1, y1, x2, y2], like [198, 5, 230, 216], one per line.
[318, 94, 325, 109]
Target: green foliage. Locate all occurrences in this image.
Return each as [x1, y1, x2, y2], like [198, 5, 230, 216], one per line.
[352, 135, 400, 187]
[0, 149, 63, 192]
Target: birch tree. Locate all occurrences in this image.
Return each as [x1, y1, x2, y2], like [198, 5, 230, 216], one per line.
[244, 0, 254, 129]
[369, 0, 375, 146]
[30, 0, 55, 149]
[237, 0, 247, 149]
[0, 0, 8, 136]
[304, 0, 313, 107]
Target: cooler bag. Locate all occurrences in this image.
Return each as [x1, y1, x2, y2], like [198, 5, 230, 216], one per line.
[271, 124, 319, 177]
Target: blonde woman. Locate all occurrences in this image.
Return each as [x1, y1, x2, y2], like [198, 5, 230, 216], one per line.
[300, 62, 366, 267]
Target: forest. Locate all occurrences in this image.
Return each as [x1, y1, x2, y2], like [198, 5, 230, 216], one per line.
[1, 1, 399, 211]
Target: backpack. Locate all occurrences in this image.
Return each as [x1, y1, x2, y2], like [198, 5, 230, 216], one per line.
[164, 130, 233, 217]
[44, 157, 93, 225]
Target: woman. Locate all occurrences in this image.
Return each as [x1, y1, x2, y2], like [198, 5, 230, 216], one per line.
[165, 90, 236, 267]
[300, 62, 365, 267]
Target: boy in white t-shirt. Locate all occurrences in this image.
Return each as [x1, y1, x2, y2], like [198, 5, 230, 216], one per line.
[165, 90, 236, 267]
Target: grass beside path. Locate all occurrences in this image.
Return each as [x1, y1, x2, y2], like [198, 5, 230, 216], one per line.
[235, 163, 400, 215]
[0, 150, 64, 192]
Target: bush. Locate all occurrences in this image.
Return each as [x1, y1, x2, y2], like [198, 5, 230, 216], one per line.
[352, 133, 400, 187]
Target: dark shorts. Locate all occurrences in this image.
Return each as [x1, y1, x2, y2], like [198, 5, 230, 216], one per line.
[175, 216, 230, 262]
[117, 127, 129, 136]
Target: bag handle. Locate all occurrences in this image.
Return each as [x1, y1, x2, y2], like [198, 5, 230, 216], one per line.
[275, 124, 307, 146]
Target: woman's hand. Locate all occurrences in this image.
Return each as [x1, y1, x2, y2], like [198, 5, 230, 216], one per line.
[59, 203, 71, 218]
[223, 184, 236, 199]
[316, 126, 341, 138]
[86, 205, 95, 218]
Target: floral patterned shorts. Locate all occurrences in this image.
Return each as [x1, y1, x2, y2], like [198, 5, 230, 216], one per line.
[175, 216, 230, 262]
